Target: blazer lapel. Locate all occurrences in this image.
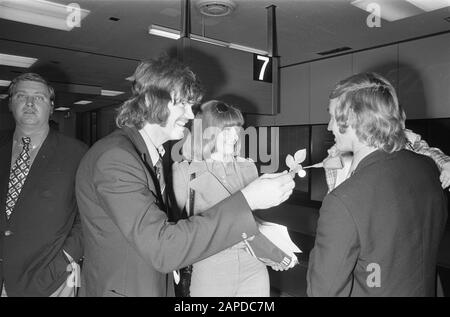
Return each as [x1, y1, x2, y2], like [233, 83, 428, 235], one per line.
[120, 127, 167, 212]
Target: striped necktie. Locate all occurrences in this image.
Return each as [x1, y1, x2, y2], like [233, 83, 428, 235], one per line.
[5, 137, 31, 219]
[155, 157, 166, 204]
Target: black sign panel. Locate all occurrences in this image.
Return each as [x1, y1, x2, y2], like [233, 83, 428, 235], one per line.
[253, 54, 272, 83]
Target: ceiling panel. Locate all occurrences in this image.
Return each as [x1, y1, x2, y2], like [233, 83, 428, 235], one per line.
[0, 0, 448, 113]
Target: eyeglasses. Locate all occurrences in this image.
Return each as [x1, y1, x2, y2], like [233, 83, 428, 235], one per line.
[13, 93, 49, 104]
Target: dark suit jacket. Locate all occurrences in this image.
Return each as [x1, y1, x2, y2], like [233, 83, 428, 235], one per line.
[307, 150, 448, 296]
[0, 129, 87, 296]
[75, 127, 258, 297]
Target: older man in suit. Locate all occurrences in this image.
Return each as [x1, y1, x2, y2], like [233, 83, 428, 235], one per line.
[75, 55, 295, 297]
[0, 73, 87, 296]
[307, 72, 448, 296]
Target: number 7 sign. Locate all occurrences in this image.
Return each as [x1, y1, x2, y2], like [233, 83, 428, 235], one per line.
[253, 54, 273, 83]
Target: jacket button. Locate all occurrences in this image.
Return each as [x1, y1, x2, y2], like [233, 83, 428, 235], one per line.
[241, 232, 247, 239]
[4, 230, 13, 236]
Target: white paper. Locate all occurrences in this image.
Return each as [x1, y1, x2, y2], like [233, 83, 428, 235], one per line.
[257, 221, 302, 256]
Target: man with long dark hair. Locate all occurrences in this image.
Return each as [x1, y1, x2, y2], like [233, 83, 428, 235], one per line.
[75, 56, 295, 297]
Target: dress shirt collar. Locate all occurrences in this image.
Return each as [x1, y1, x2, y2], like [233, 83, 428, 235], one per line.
[139, 123, 165, 167]
[13, 125, 49, 151]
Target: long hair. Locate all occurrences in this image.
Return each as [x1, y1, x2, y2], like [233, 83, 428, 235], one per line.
[182, 100, 244, 161]
[330, 72, 406, 153]
[116, 55, 203, 129]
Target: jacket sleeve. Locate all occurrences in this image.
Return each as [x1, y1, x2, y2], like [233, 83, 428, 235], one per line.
[94, 148, 258, 273]
[307, 193, 360, 296]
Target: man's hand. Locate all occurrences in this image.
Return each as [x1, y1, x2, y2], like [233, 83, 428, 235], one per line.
[241, 171, 295, 211]
[440, 162, 450, 191]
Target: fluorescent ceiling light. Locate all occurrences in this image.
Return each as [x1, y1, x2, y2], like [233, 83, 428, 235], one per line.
[351, 0, 424, 21]
[149, 25, 268, 55]
[0, 53, 37, 68]
[0, 80, 11, 87]
[405, 0, 450, 12]
[149, 25, 180, 40]
[0, 0, 90, 31]
[55, 106, 70, 111]
[74, 100, 92, 105]
[101, 89, 125, 96]
[228, 43, 268, 55]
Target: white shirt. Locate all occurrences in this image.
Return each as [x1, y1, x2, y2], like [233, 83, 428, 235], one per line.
[138, 123, 165, 166]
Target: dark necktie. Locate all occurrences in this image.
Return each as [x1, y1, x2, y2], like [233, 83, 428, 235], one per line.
[5, 137, 31, 219]
[155, 157, 166, 204]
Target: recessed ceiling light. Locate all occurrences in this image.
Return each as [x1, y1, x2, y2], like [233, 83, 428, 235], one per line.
[0, 80, 11, 87]
[197, 0, 236, 17]
[0, 0, 90, 31]
[101, 89, 125, 96]
[55, 106, 70, 111]
[74, 100, 92, 105]
[0, 53, 38, 68]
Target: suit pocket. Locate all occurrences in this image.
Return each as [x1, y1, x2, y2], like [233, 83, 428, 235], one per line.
[49, 250, 70, 281]
[33, 250, 69, 289]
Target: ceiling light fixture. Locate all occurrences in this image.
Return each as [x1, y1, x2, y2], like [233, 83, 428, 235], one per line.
[190, 34, 228, 47]
[74, 100, 92, 105]
[101, 89, 125, 96]
[149, 25, 268, 55]
[0, 53, 38, 68]
[0, 80, 11, 87]
[0, 0, 90, 31]
[55, 106, 70, 111]
[351, 0, 423, 22]
[405, 0, 449, 12]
